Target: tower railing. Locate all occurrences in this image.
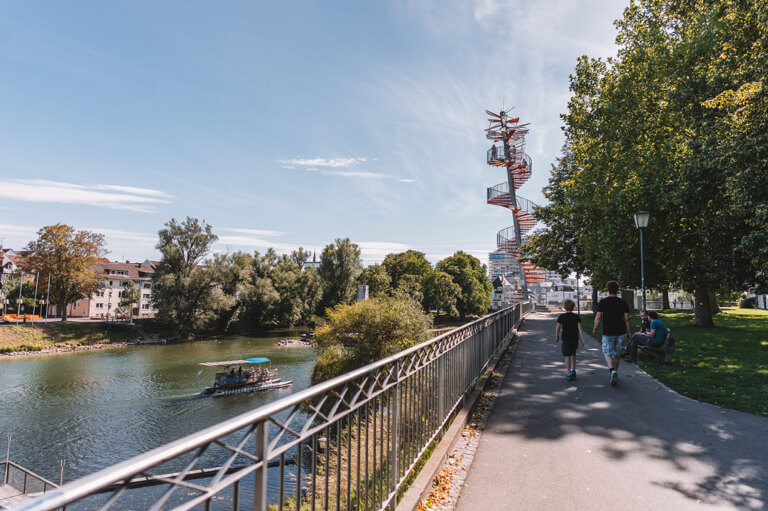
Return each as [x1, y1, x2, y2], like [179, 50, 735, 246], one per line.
[14, 302, 535, 511]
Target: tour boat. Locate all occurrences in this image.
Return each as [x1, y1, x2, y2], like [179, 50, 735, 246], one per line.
[199, 357, 292, 397]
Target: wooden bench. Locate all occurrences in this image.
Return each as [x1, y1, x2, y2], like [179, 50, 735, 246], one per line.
[638, 328, 675, 364]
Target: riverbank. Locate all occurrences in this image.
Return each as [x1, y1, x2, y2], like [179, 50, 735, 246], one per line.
[0, 322, 164, 357]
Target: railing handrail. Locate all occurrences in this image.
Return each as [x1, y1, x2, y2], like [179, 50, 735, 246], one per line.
[3, 460, 59, 491]
[14, 303, 533, 511]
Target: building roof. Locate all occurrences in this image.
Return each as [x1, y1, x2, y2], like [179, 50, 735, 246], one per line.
[92, 261, 155, 280]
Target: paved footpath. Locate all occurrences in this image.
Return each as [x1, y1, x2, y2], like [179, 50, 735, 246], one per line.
[456, 311, 768, 511]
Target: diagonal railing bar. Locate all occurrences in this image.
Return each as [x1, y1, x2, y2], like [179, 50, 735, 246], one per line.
[99, 483, 129, 511]
[324, 384, 353, 421]
[148, 443, 211, 510]
[266, 418, 302, 451]
[145, 476, 210, 494]
[209, 429, 259, 486]
[15, 302, 533, 511]
[165, 462, 265, 511]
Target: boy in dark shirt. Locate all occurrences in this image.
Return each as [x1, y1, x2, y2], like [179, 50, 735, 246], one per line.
[555, 299, 585, 381]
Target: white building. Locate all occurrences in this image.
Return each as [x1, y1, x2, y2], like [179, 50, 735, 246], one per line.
[488, 249, 525, 308]
[63, 261, 158, 319]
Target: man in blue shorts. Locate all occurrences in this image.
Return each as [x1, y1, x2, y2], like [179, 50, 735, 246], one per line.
[592, 280, 631, 387]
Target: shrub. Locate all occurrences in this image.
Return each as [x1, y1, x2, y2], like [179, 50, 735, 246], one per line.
[311, 296, 432, 385]
[739, 297, 757, 309]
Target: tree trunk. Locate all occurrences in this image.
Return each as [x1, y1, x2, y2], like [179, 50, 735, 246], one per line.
[621, 289, 635, 313]
[709, 293, 721, 314]
[662, 288, 670, 310]
[60, 301, 68, 322]
[693, 287, 714, 327]
[592, 286, 598, 316]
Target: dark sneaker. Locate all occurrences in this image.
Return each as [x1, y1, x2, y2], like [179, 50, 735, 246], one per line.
[570, 370, 577, 379]
[566, 372, 573, 381]
[610, 370, 618, 386]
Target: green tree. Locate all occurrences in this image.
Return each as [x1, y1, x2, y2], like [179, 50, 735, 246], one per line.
[436, 251, 491, 318]
[118, 280, 141, 321]
[239, 248, 322, 329]
[421, 269, 460, 318]
[355, 264, 392, 297]
[311, 296, 432, 384]
[381, 250, 432, 290]
[0, 274, 38, 317]
[318, 238, 362, 311]
[549, 1, 768, 326]
[152, 217, 228, 337]
[21, 224, 106, 321]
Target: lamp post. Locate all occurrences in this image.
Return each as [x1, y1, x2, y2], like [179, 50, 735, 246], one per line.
[634, 211, 650, 311]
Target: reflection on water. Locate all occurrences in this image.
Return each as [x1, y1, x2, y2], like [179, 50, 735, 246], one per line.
[0, 330, 316, 484]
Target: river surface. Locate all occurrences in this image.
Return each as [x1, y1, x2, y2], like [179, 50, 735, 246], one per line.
[0, 330, 317, 486]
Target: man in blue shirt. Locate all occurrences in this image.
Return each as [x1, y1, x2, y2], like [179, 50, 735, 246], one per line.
[626, 311, 666, 363]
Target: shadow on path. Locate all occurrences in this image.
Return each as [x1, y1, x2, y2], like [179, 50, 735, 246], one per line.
[456, 312, 768, 510]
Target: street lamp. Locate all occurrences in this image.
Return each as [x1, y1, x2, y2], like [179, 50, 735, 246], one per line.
[634, 210, 650, 311]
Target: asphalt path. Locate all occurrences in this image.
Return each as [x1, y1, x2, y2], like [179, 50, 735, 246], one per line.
[456, 311, 768, 510]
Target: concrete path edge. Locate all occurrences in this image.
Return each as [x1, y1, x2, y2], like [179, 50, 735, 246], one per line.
[396, 316, 526, 511]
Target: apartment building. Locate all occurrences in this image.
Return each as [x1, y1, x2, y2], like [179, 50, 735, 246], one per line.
[64, 261, 157, 319]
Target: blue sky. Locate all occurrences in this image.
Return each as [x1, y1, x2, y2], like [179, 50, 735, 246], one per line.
[0, 0, 627, 265]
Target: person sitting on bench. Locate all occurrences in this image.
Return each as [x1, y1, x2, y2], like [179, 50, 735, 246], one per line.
[626, 311, 666, 363]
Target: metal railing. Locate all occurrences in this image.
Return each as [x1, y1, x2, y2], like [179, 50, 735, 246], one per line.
[13, 302, 534, 511]
[2, 460, 59, 498]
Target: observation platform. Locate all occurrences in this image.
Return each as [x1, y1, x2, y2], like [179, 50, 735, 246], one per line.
[0, 485, 30, 509]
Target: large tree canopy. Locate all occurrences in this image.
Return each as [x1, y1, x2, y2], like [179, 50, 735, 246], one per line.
[318, 238, 363, 312]
[436, 251, 491, 318]
[530, 1, 768, 326]
[22, 224, 106, 321]
[152, 217, 227, 337]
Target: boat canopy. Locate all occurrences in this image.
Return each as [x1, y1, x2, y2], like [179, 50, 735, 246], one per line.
[245, 357, 270, 364]
[199, 357, 271, 367]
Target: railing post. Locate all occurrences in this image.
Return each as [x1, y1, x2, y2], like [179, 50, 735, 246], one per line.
[437, 354, 445, 423]
[389, 361, 400, 511]
[254, 421, 268, 510]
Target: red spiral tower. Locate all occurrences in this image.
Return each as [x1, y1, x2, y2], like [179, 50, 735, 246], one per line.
[486, 108, 545, 304]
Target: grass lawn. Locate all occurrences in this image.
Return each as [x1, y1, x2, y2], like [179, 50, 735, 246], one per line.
[579, 307, 768, 417]
[0, 322, 139, 353]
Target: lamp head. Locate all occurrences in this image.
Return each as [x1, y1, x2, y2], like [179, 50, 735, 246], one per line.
[634, 210, 650, 229]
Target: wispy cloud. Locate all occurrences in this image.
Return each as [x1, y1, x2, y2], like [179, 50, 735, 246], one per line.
[357, 241, 411, 263]
[278, 156, 414, 182]
[279, 157, 371, 169]
[221, 227, 285, 237]
[216, 228, 297, 252]
[94, 228, 158, 244]
[331, 171, 390, 179]
[0, 180, 173, 212]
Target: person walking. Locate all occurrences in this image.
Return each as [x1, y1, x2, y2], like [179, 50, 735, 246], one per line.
[555, 299, 585, 381]
[592, 280, 631, 387]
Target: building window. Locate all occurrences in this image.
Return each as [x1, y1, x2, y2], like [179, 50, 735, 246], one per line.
[143, 283, 151, 289]
[143, 294, 151, 299]
[142, 304, 150, 310]
[96, 303, 104, 309]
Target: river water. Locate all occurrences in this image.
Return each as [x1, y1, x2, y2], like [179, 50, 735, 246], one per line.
[0, 330, 317, 487]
